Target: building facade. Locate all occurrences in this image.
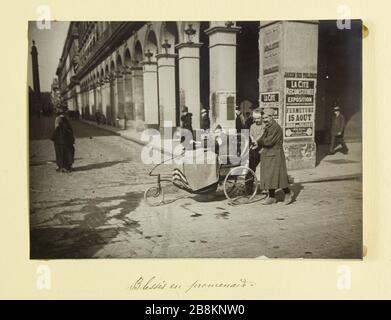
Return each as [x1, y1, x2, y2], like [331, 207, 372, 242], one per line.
[56, 21, 362, 170]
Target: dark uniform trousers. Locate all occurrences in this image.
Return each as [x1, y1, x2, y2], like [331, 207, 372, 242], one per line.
[330, 134, 348, 154]
[245, 148, 260, 192]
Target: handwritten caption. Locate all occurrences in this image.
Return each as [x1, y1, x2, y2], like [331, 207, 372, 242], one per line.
[130, 276, 256, 294]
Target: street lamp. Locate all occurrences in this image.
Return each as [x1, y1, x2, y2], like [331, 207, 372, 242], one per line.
[225, 21, 234, 28]
[184, 23, 196, 43]
[162, 39, 171, 54]
[145, 49, 153, 63]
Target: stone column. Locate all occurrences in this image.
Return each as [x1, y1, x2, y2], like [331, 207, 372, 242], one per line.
[92, 85, 97, 115]
[131, 66, 144, 130]
[84, 90, 88, 116]
[75, 84, 82, 115]
[259, 21, 319, 170]
[123, 68, 134, 128]
[101, 78, 107, 118]
[97, 83, 102, 112]
[109, 75, 116, 126]
[115, 71, 125, 128]
[205, 23, 241, 130]
[176, 42, 202, 130]
[141, 60, 159, 129]
[103, 77, 111, 121]
[88, 86, 93, 117]
[157, 53, 177, 130]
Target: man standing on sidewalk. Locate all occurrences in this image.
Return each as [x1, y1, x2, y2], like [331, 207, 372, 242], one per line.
[255, 108, 292, 205]
[329, 105, 349, 155]
[235, 106, 246, 133]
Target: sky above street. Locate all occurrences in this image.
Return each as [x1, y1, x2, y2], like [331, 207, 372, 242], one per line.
[28, 21, 69, 92]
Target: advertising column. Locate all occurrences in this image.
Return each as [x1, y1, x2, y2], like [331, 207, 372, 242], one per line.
[259, 21, 319, 170]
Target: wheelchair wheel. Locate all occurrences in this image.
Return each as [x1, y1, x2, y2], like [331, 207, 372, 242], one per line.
[223, 166, 258, 203]
[144, 186, 164, 206]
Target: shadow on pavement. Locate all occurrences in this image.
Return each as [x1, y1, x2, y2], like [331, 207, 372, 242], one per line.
[316, 144, 330, 166]
[29, 116, 117, 141]
[288, 183, 305, 204]
[30, 191, 144, 259]
[71, 160, 131, 172]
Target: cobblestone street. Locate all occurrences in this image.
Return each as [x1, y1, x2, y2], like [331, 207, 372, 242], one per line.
[29, 117, 362, 259]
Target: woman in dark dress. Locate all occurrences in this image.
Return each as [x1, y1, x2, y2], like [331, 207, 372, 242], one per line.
[51, 108, 75, 172]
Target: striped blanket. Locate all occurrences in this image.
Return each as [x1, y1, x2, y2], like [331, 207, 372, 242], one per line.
[172, 149, 219, 193]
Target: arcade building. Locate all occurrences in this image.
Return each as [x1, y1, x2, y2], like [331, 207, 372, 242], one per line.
[56, 21, 362, 170]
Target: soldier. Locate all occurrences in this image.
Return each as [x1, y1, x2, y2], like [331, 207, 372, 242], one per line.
[254, 108, 292, 205]
[329, 105, 348, 154]
[235, 106, 246, 133]
[180, 106, 194, 151]
[200, 108, 210, 131]
[244, 105, 256, 129]
[180, 106, 193, 133]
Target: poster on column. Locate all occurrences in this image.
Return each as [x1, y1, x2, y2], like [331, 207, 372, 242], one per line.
[284, 77, 316, 138]
[262, 22, 281, 76]
[260, 91, 280, 125]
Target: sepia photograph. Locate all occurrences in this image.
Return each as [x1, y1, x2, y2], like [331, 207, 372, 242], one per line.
[28, 20, 362, 259]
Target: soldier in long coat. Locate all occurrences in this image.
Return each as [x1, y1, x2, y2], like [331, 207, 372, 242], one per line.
[256, 108, 293, 205]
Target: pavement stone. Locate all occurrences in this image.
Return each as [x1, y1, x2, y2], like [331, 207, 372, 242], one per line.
[29, 116, 362, 259]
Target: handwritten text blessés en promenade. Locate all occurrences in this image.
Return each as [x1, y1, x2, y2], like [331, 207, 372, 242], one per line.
[129, 276, 255, 294]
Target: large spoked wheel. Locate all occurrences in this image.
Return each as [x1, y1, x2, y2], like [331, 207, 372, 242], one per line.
[223, 166, 258, 203]
[144, 186, 164, 206]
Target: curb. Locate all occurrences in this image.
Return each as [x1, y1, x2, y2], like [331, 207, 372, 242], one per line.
[79, 119, 121, 136]
[79, 119, 174, 156]
[79, 119, 362, 185]
[293, 173, 362, 184]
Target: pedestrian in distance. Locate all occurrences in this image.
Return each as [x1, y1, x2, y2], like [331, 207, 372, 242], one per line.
[51, 106, 75, 173]
[329, 105, 349, 155]
[200, 108, 210, 131]
[180, 106, 194, 151]
[235, 105, 246, 133]
[244, 105, 256, 130]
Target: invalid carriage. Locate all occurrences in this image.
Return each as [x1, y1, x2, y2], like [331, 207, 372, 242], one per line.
[144, 133, 258, 206]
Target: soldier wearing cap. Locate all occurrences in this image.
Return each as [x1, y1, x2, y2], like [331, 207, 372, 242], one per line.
[180, 106, 193, 133]
[253, 108, 292, 205]
[200, 108, 210, 131]
[329, 105, 348, 154]
[180, 106, 194, 150]
[235, 105, 246, 133]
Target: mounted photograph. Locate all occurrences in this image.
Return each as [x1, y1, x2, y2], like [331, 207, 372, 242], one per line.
[28, 20, 362, 259]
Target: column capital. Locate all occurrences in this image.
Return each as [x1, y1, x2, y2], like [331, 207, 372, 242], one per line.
[114, 70, 124, 79]
[156, 53, 178, 60]
[141, 60, 158, 66]
[204, 26, 241, 36]
[175, 42, 203, 50]
[259, 20, 319, 29]
[130, 66, 143, 71]
[122, 66, 132, 75]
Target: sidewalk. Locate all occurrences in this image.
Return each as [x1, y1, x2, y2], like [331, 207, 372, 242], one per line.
[80, 119, 362, 184]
